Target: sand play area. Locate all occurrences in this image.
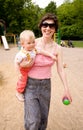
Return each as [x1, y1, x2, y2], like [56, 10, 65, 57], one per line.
[0, 45, 83, 130]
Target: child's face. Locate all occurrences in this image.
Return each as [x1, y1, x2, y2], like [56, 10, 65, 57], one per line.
[22, 37, 35, 51]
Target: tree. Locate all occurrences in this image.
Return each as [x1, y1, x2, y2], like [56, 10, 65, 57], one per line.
[0, 0, 25, 33]
[57, 0, 83, 39]
[45, 1, 57, 14]
[0, 0, 42, 36]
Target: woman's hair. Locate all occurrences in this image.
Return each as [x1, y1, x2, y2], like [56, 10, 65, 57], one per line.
[38, 13, 58, 32]
[20, 30, 35, 44]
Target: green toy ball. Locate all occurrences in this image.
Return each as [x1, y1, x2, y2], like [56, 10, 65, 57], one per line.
[62, 97, 70, 105]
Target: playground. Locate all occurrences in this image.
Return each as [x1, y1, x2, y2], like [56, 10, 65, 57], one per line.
[0, 45, 83, 130]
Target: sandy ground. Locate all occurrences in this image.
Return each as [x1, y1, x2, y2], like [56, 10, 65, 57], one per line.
[0, 45, 83, 130]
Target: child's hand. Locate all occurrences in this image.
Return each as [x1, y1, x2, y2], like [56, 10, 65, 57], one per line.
[20, 58, 34, 68]
[51, 54, 57, 61]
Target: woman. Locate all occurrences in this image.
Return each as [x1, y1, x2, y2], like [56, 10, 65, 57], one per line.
[21, 13, 72, 130]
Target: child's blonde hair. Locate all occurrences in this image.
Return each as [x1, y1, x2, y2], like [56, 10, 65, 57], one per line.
[20, 30, 35, 45]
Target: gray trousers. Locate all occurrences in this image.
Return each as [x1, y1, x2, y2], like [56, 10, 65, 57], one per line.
[24, 77, 51, 130]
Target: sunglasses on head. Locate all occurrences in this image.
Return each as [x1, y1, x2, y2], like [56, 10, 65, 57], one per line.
[41, 22, 55, 28]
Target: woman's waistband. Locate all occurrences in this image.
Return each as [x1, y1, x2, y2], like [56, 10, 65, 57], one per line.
[28, 77, 50, 82]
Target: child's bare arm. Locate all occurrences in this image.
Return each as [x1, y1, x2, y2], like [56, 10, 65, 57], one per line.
[20, 58, 34, 68]
[37, 48, 57, 60]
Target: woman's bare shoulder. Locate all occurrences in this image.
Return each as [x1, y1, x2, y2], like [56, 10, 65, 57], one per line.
[53, 42, 62, 54]
[53, 42, 61, 49]
[35, 37, 42, 42]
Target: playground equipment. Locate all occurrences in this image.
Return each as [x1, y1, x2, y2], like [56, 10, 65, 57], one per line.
[1, 36, 9, 50]
[0, 19, 6, 35]
[6, 33, 16, 45]
[54, 29, 61, 44]
[0, 19, 10, 50]
[0, 33, 17, 50]
[0, 19, 17, 50]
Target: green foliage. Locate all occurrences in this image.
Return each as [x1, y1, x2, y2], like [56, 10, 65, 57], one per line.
[61, 22, 83, 40]
[45, 1, 57, 14]
[0, 0, 40, 35]
[0, 0, 24, 33]
[0, 0, 83, 40]
[57, 0, 83, 40]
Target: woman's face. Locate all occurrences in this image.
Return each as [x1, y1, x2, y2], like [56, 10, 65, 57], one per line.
[41, 19, 55, 39]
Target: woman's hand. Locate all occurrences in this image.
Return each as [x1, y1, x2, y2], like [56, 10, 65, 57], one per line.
[62, 89, 72, 103]
[20, 58, 34, 68]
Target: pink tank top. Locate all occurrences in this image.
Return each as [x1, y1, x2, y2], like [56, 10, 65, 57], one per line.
[28, 54, 55, 79]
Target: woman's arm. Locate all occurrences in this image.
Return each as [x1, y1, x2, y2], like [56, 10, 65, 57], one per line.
[56, 45, 72, 102]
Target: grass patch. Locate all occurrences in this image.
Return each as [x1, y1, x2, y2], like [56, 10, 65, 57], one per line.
[72, 41, 83, 48]
[63, 40, 83, 48]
